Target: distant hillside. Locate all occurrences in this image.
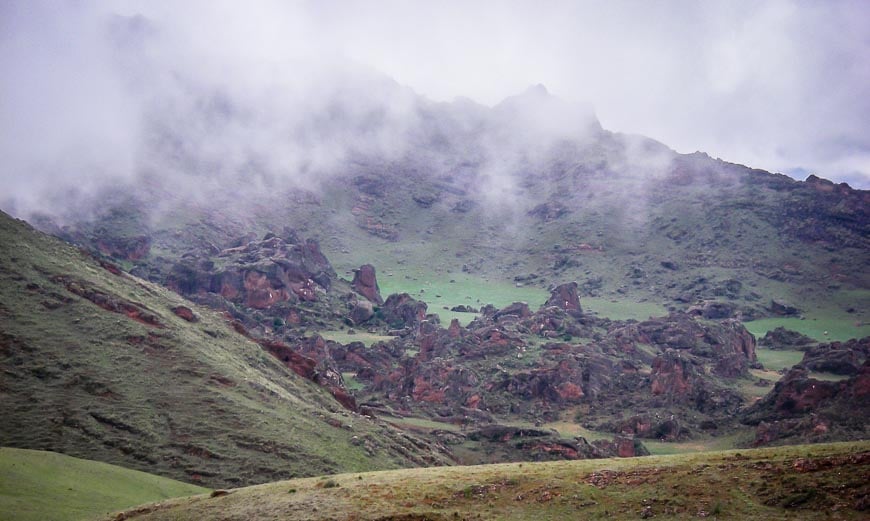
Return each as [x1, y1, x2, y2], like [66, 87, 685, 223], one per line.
[0, 211, 451, 488]
[38, 82, 869, 335]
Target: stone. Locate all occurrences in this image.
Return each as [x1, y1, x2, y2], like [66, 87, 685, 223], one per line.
[349, 300, 374, 325]
[351, 264, 383, 304]
[543, 282, 582, 315]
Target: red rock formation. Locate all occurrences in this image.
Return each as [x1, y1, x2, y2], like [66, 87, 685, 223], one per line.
[243, 271, 289, 309]
[171, 306, 198, 322]
[381, 293, 427, 328]
[447, 318, 462, 338]
[650, 351, 694, 397]
[55, 276, 163, 328]
[351, 264, 383, 304]
[544, 282, 582, 315]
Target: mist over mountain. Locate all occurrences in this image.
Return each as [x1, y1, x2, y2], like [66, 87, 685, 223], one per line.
[3, 0, 870, 222]
[1, 4, 869, 518]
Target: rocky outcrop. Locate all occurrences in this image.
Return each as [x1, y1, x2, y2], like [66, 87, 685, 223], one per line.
[800, 338, 869, 375]
[351, 264, 383, 304]
[630, 313, 756, 368]
[171, 305, 198, 322]
[257, 336, 357, 412]
[650, 350, 696, 398]
[768, 299, 800, 316]
[543, 282, 582, 316]
[166, 232, 335, 312]
[54, 275, 163, 328]
[492, 302, 532, 321]
[743, 359, 870, 445]
[95, 235, 151, 261]
[381, 293, 427, 329]
[616, 415, 685, 441]
[760, 327, 817, 349]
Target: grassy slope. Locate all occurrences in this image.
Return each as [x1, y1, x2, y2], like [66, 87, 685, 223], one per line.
[0, 447, 208, 521]
[106, 441, 870, 521]
[0, 212, 447, 488]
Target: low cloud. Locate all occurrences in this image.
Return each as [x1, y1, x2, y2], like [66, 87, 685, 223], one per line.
[1, 0, 867, 220]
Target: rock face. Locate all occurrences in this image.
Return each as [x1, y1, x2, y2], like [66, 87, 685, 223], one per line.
[543, 282, 582, 316]
[351, 264, 383, 304]
[650, 350, 696, 397]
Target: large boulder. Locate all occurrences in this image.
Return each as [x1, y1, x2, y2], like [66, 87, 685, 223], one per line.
[492, 302, 532, 321]
[381, 293, 427, 329]
[351, 264, 383, 304]
[349, 300, 374, 325]
[543, 282, 582, 316]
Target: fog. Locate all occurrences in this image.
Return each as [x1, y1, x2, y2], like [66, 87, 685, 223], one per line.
[2, 0, 868, 218]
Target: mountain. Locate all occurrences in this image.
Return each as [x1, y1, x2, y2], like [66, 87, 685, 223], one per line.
[0, 211, 451, 488]
[6, 74, 870, 472]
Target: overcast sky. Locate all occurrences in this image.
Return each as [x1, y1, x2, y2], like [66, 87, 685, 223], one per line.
[2, 0, 869, 209]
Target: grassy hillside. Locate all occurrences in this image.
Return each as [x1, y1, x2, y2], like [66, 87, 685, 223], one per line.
[105, 441, 870, 520]
[0, 211, 450, 488]
[0, 447, 207, 521]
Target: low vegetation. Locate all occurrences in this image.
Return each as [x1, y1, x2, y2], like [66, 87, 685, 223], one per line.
[0, 448, 207, 521]
[105, 441, 870, 521]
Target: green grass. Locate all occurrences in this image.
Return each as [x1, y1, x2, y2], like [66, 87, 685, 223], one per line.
[744, 292, 870, 343]
[341, 373, 366, 392]
[0, 447, 207, 521]
[582, 297, 668, 321]
[103, 441, 870, 521]
[755, 348, 805, 372]
[378, 272, 548, 322]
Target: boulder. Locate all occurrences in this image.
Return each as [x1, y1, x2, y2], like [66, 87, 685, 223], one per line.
[768, 299, 800, 316]
[351, 264, 383, 304]
[760, 327, 816, 349]
[687, 300, 737, 319]
[493, 302, 532, 321]
[381, 293, 427, 329]
[171, 305, 198, 322]
[543, 282, 582, 316]
[349, 300, 374, 325]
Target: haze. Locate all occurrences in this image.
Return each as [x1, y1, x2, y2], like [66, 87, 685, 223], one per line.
[2, 0, 868, 218]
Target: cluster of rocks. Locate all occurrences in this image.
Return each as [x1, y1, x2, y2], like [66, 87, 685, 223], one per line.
[742, 339, 869, 445]
[164, 231, 336, 312]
